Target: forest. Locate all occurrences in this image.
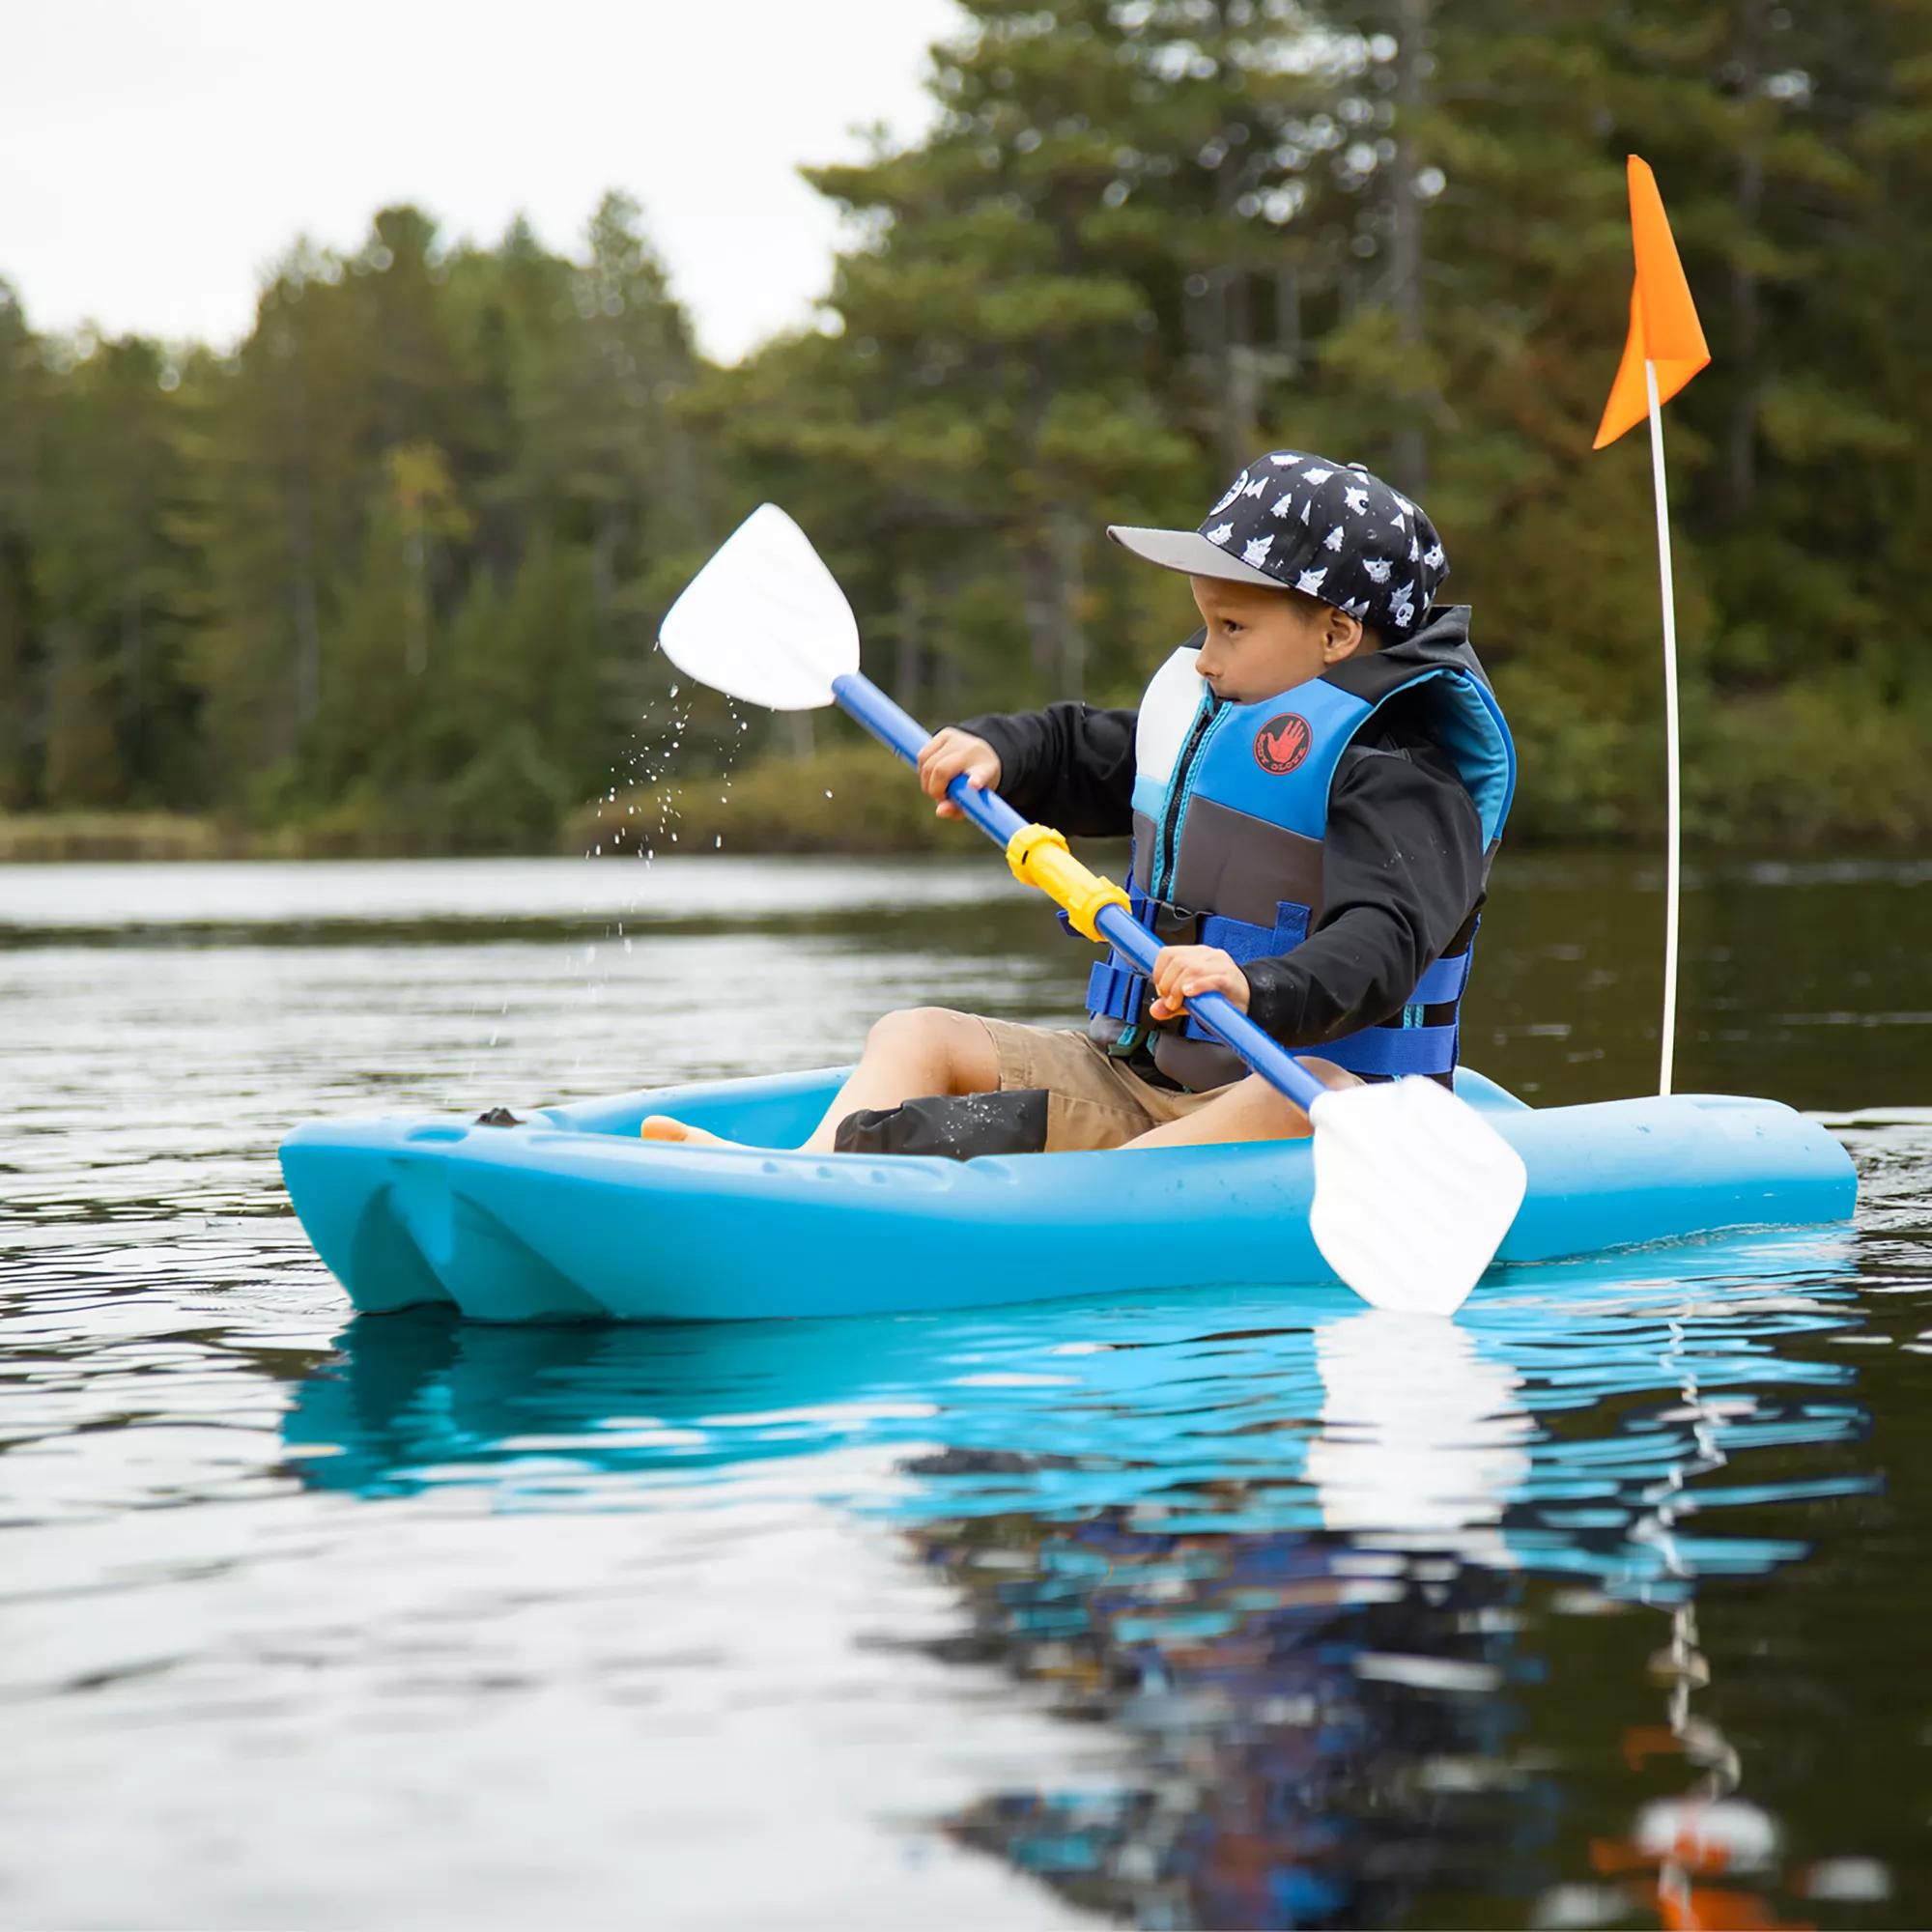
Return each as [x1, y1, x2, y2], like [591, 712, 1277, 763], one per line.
[2, 0, 1928, 858]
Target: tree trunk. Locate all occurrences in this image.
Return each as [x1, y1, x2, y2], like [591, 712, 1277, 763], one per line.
[1389, 0, 1431, 496]
[1725, 0, 1765, 522]
[1275, 265, 1303, 370]
[592, 499, 619, 632]
[1051, 509, 1087, 700]
[1222, 268, 1259, 469]
[120, 582, 144, 785]
[288, 469, 321, 733]
[44, 620, 121, 807]
[893, 564, 927, 717]
[1018, 511, 1088, 701]
[404, 513, 429, 677]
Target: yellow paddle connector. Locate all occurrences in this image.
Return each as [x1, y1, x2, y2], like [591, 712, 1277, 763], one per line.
[1005, 823, 1131, 944]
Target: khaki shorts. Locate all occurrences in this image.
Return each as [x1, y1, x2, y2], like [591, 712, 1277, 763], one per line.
[975, 1017, 1237, 1152]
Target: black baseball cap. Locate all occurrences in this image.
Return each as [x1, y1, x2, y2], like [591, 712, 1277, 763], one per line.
[1108, 450, 1450, 635]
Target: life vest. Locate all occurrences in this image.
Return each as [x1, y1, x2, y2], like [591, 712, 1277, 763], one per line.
[1085, 611, 1515, 1090]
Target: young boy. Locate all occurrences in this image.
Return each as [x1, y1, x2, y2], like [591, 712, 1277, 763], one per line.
[645, 451, 1514, 1155]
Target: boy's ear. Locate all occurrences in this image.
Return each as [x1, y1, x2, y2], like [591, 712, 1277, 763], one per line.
[1320, 606, 1367, 663]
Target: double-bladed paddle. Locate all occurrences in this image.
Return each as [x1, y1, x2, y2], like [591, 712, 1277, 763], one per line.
[658, 503, 1526, 1316]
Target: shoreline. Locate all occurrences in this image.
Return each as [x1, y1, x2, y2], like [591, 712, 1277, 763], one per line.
[5, 806, 1926, 867]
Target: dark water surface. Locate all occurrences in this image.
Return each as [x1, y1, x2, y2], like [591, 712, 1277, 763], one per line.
[3, 852, 1929, 1929]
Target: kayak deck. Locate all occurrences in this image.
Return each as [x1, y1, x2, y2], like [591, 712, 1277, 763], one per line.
[278, 1067, 1859, 1324]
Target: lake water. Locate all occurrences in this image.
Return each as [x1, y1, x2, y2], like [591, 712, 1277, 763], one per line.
[3, 851, 1929, 1929]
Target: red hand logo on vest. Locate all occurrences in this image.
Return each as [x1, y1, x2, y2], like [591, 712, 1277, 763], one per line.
[1254, 713, 1312, 776]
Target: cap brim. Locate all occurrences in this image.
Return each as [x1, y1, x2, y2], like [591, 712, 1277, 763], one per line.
[1106, 525, 1282, 590]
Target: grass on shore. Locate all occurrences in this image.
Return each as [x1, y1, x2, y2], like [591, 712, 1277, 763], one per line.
[0, 812, 242, 864]
[0, 750, 953, 864]
[566, 746, 954, 858]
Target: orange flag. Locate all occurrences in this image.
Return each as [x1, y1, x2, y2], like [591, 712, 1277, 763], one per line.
[1592, 156, 1711, 449]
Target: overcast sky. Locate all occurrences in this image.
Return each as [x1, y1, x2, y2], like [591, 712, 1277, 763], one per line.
[2, 0, 963, 361]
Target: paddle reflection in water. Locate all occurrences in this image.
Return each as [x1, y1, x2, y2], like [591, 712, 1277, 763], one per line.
[284, 1233, 1876, 1928]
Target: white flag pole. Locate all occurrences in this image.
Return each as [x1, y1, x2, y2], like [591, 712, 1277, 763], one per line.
[1644, 357, 1682, 1097]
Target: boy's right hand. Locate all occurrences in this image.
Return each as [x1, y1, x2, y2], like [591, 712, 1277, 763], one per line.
[916, 729, 1003, 819]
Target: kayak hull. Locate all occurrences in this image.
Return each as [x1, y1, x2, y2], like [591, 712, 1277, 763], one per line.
[278, 1067, 1859, 1324]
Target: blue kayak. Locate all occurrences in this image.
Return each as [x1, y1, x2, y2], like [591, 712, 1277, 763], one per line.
[278, 1067, 1857, 1323]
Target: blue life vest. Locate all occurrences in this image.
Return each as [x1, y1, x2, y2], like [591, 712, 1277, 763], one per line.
[1084, 615, 1515, 1090]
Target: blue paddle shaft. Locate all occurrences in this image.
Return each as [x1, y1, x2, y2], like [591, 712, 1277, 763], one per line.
[831, 671, 1328, 1113]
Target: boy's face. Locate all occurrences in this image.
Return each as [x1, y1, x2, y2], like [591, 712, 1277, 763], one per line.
[1188, 576, 1372, 702]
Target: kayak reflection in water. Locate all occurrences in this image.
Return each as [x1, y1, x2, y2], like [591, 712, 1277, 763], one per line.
[279, 1255, 1878, 1927]
[923, 1311, 1539, 1925]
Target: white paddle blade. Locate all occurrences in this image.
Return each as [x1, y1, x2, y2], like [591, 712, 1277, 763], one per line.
[1306, 1075, 1527, 1317]
[659, 503, 859, 710]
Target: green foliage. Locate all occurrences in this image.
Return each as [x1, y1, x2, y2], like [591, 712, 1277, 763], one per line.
[2, 1, 1929, 851]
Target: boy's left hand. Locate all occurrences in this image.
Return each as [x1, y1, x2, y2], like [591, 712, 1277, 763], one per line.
[1148, 945, 1250, 1022]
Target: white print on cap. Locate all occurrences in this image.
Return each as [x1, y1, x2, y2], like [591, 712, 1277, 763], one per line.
[1242, 534, 1273, 567]
[1302, 467, 1333, 484]
[1344, 486, 1369, 515]
[1296, 565, 1328, 594]
[1210, 471, 1248, 515]
[1271, 494, 1295, 519]
[1206, 522, 1235, 545]
[1362, 557, 1392, 583]
[1322, 525, 1346, 552]
[1270, 452, 1303, 467]
[1242, 476, 1267, 499]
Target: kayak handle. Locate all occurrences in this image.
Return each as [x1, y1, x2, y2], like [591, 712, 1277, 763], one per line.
[830, 670, 1329, 1115]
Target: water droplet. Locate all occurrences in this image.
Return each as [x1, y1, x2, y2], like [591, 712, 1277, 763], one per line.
[824, 789, 834, 799]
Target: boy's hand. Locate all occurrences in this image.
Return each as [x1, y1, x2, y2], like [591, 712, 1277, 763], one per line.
[1148, 945, 1250, 1022]
[917, 729, 1002, 819]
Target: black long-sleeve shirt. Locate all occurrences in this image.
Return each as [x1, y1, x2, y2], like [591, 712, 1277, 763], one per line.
[961, 617, 1490, 1053]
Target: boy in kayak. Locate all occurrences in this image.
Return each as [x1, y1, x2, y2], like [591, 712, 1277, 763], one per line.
[645, 451, 1513, 1155]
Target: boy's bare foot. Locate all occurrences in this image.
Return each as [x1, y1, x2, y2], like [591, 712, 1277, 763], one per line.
[639, 1115, 742, 1148]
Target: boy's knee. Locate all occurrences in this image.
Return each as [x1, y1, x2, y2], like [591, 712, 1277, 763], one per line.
[865, 1007, 996, 1092]
[867, 1006, 959, 1053]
